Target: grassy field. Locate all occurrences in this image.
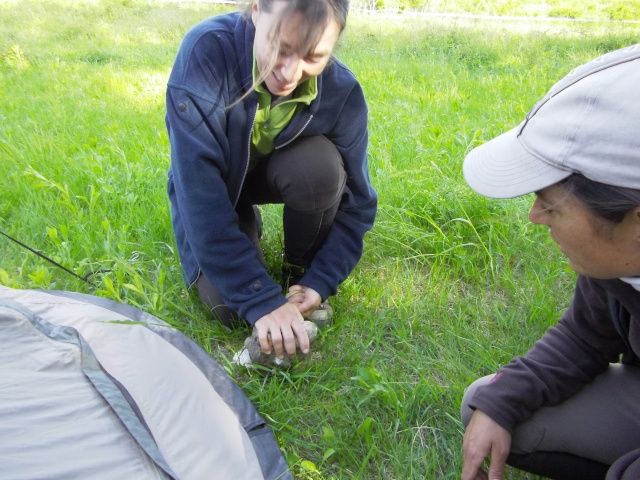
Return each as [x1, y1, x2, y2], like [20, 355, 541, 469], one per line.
[353, 0, 640, 21]
[1, 1, 639, 478]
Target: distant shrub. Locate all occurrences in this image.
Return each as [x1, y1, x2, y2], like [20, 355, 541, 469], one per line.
[400, 0, 424, 11]
[603, 1, 640, 20]
[548, 7, 580, 18]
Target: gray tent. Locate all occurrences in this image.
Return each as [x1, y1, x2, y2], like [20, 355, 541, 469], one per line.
[0, 285, 292, 480]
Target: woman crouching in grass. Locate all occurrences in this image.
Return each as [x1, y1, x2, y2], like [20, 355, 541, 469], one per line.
[165, 0, 377, 359]
[461, 44, 640, 480]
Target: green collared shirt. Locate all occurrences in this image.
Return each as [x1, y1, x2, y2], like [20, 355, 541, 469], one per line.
[250, 59, 318, 169]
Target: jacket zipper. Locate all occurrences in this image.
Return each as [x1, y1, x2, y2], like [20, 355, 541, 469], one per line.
[276, 114, 314, 150]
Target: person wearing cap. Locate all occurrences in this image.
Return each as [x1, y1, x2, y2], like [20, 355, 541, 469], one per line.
[460, 44, 640, 480]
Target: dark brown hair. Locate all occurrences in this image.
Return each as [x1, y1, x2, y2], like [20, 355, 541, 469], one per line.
[249, 0, 349, 58]
[560, 173, 640, 224]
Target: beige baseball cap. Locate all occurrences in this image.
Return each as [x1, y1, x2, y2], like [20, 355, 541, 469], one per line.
[463, 44, 640, 199]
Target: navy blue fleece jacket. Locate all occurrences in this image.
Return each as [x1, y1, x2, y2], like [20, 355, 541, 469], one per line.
[165, 12, 377, 324]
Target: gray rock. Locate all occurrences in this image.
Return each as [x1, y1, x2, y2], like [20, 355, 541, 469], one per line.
[234, 320, 318, 369]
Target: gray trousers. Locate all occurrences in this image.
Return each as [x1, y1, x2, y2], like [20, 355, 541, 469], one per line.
[460, 364, 640, 479]
[197, 135, 346, 327]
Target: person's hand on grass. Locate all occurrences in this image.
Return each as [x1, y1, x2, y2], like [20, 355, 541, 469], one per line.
[254, 302, 309, 358]
[462, 410, 511, 480]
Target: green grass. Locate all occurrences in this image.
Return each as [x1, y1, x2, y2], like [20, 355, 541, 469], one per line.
[353, 0, 640, 21]
[1, 1, 639, 478]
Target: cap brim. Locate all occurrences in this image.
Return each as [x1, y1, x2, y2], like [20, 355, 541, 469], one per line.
[463, 125, 572, 199]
